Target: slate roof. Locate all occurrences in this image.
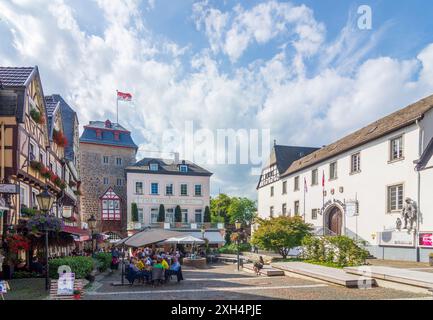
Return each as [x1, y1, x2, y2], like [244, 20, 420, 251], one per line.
[45, 95, 79, 161]
[0, 67, 35, 87]
[0, 94, 18, 116]
[270, 145, 319, 174]
[80, 120, 138, 149]
[282, 94, 433, 177]
[44, 95, 59, 135]
[126, 158, 213, 177]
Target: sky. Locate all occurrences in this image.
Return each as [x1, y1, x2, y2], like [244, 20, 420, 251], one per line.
[1, 0, 433, 200]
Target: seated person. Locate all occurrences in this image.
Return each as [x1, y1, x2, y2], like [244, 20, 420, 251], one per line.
[161, 258, 169, 270]
[153, 258, 164, 269]
[167, 259, 183, 282]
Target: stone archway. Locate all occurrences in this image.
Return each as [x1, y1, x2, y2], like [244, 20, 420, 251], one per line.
[326, 206, 343, 235]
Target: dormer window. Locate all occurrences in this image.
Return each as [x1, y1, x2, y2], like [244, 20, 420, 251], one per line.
[179, 165, 188, 173]
[150, 163, 158, 171]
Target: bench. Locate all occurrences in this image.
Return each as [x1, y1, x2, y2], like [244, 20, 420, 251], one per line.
[243, 264, 285, 276]
[49, 279, 84, 300]
[272, 262, 376, 288]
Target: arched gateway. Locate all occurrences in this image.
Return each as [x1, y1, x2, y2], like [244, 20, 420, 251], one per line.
[326, 206, 343, 235]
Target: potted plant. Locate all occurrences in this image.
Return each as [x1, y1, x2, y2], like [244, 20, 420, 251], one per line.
[429, 253, 433, 266]
[174, 205, 182, 228]
[131, 203, 141, 229]
[53, 129, 68, 147]
[29, 108, 45, 125]
[73, 289, 81, 300]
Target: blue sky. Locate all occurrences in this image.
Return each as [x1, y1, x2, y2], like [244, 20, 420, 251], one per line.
[1, 0, 433, 199]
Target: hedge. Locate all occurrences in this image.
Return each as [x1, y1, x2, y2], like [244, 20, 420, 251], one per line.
[49, 256, 94, 279]
[302, 235, 369, 267]
[94, 252, 112, 272]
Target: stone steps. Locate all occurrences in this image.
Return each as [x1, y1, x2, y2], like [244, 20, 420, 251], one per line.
[243, 264, 285, 277]
[271, 262, 376, 288]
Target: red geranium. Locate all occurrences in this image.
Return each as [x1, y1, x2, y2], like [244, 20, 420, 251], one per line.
[6, 234, 31, 253]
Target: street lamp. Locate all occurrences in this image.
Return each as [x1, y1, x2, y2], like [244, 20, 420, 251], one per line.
[36, 187, 54, 291]
[87, 215, 97, 254]
[235, 220, 241, 271]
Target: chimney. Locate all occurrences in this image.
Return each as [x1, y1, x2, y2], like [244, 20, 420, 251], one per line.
[174, 152, 179, 163]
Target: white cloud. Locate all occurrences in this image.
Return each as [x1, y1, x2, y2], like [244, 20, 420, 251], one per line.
[1, 0, 433, 200]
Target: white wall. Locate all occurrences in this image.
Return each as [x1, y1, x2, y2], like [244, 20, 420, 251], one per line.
[258, 124, 422, 246]
[126, 171, 210, 230]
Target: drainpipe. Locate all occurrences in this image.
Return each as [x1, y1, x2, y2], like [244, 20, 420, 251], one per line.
[416, 119, 422, 262]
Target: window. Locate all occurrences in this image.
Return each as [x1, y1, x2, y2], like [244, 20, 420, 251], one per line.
[116, 157, 122, 166]
[150, 163, 158, 171]
[138, 208, 144, 223]
[388, 184, 404, 212]
[311, 169, 318, 186]
[194, 184, 202, 196]
[294, 176, 300, 191]
[116, 178, 123, 186]
[166, 184, 174, 196]
[195, 209, 202, 223]
[181, 209, 188, 223]
[390, 136, 403, 161]
[270, 186, 274, 197]
[151, 183, 159, 195]
[166, 208, 174, 223]
[179, 165, 188, 173]
[294, 201, 300, 216]
[180, 184, 188, 196]
[312, 209, 318, 220]
[329, 161, 338, 180]
[135, 182, 143, 194]
[282, 203, 287, 216]
[103, 156, 109, 164]
[282, 181, 287, 194]
[270, 206, 274, 218]
[29, 143, 36, 161]
[351, 153, 361, 173]
[151, 208, 159, 224]
[103, 177, 109, 185]
[101, 188, 121, 221]
[31, 190, 38, 209]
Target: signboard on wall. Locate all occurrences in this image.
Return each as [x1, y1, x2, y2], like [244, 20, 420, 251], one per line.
[378, 231, 415, 247]
[0, 184, 19, 194]
[419, 232, 433, 247]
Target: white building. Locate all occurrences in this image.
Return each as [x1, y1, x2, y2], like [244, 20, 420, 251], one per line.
[125, 155, 225, 245]
[257, 95, 433, 262]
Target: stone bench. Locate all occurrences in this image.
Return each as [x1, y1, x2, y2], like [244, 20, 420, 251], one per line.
[272, 262, 376, 288]
[345, 266, 433, 290]
[243, 264, 285, 276]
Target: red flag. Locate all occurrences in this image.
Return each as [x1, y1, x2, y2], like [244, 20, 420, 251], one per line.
[322, 170, 325, 187]
[117, 91, 132, 101]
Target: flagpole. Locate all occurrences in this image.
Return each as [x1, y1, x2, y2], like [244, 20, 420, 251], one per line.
[116, 90, 119, 124]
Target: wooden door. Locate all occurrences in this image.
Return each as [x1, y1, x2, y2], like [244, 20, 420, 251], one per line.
[329, 207, 342, 235]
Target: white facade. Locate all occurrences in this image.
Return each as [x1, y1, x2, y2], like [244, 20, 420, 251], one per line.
[126, 165, 211, 231]
[257, 107, 433, 262]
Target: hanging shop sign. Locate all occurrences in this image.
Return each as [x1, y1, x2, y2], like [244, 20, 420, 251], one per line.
[0, 184, 19, 194]
[378, 230, 415, 247]
[419, 232, 433, 248]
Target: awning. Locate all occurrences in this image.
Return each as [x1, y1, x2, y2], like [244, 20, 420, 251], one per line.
[116, 228, 185, 248]
[189, 231, 225, 244]
[62, 226, 91, 242]
[163, 235, 205, 244]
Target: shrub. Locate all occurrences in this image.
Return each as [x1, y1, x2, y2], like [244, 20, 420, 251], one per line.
[217, 242, 251, 254]
[175, 205, 182, 223]
[49, 256, 94, 279]
[157, 204, 165, 222]
[204, 206, 211, 223]
[94, 252, 112, 272]
[12, 271, 42, 279]
[302, 235, 369, 267]
[131, 203, 139, 222]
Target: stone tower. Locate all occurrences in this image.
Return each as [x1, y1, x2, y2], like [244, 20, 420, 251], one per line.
[79, 119, 137, 237]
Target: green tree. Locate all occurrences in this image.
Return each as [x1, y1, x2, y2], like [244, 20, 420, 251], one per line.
[203, 206, 211, 223]
[157, 204, 165, 222]
[131, 203, 139, 222]
[251, 216, 313, 259]
[210, 194, 232, 224]
[175, 205, 182, 223]
[227, 197, 257, 225]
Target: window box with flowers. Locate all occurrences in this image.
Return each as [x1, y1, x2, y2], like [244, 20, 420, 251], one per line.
[53, 129, 68, 147]
[27, 214, 64, 234]
[29, 108, 45, 125]
[30, 160, 43, 172]
[40, 167, 52, 179]
[21, 206, 40, 218]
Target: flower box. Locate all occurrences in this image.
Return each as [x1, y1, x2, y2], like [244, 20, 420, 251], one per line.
[53, 129, 68, 147]
[29, 108, 45, 125]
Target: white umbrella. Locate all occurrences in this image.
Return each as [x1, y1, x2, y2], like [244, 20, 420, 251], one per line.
[163, 235, 205, 244]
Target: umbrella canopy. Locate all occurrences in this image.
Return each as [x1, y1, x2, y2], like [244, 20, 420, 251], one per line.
[116, 228, 185, 248]
[163, 235, 205, 244]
